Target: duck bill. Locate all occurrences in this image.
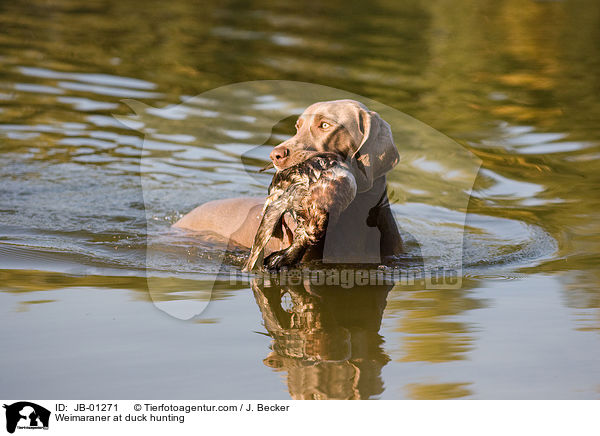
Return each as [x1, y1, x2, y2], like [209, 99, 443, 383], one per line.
[259, 161, 275, 172]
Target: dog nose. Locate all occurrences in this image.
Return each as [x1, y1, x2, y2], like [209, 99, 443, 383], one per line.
[270, 145, 289, 164]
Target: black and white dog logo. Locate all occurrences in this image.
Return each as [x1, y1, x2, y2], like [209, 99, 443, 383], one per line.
[3, 402, 50, 434]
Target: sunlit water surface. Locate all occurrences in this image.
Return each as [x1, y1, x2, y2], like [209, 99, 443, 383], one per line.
[1, 0, 599, 399]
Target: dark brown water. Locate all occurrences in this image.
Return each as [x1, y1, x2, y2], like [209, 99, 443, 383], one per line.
[1, 0, 599, 399]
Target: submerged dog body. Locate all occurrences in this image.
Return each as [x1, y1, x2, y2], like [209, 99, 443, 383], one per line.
[243, 151, 357, 271]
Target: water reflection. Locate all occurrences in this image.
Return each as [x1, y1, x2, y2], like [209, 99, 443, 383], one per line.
[252, 275, 487, 399]
[252, 279, 391, 400]
[387, 286, 484, 364]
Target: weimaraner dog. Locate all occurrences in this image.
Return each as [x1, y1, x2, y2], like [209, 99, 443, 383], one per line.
[173, 99, 403, 264]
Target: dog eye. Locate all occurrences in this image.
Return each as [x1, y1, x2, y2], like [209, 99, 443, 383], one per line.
[319, 121, 331, 129]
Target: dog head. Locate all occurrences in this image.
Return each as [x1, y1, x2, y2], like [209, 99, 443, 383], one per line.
[268, 99, 399, 192]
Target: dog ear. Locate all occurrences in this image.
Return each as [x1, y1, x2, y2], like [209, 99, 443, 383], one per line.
[351, 109, 399, 192]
